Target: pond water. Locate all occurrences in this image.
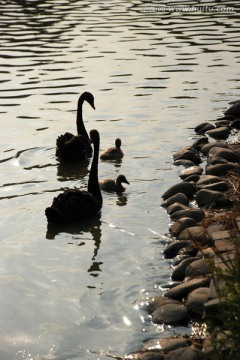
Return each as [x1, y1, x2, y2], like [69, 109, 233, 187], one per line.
[1, 1, 240, 359]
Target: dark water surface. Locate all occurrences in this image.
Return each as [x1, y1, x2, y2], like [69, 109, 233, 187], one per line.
[1, 1, 240, 359]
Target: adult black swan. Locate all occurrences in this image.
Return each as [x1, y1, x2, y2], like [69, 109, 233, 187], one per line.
[56, 92, 95, 162]
[100, 138, 124, 160]
[46, 129, 102, 222]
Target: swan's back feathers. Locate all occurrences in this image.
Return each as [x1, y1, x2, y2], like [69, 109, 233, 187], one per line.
[45, 189, 101, 222]
[56, 133, 92, 162]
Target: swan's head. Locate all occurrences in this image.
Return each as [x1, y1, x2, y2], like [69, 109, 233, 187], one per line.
[90, 129, 100, 144]
[82, 92, 95, 110]
[115, 138, 122, 148]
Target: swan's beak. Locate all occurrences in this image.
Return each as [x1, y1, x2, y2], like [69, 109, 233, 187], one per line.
[125, 179, 130, 185]
[91, 102, 95, 110]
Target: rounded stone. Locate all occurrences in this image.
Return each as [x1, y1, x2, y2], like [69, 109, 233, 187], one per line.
[205, 126, 230, 140]
[152, 303, 189, 326]
[162, 192, 189, 208]
[163, 240, 192, 259]
[208, 147, 240, 162]
[169, 217, 197, 237]
[205, 162, 238, 176]
[165, 346, 205, 360]
[167, 202, 191, 216]
[196, 181, 228, 192]
[170, 209, 205, 222]
[195, 189, 231, 208]
[164, 277, 210, 300]
[194, 122, 215, 134]
[172, 257, 200, 281]
[200, 142, 229, 156]
[185, 258, 211, 278]
[134, 351, 165, 360]
[192, 136, 208, 151]
[179, 166, 203, 180]
[173, 146, 201, 164]
[174, 159, 196, 167]
[183, 174, 201, 183]
[196, 175, 225, 187]
[186, 287, 210, 316]
[178, 226, 209, 245]
[162, 182, 196, 200]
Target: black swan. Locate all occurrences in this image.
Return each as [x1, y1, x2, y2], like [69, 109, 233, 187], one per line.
[100, 138, 124, 160]
[46, 129, 102, 222]
[56, 92, 95, 162]
[99, 174, 129, 192]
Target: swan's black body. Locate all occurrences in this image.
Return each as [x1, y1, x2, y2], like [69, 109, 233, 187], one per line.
[46, 130, 102, 223]
[56, 92, 95, 162]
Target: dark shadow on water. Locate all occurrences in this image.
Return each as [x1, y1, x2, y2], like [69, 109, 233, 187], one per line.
[116, 193, 128, 206]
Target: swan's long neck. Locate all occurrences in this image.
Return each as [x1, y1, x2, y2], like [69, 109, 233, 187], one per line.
[88, 134, 102, 204]
[76, 97, 89, 139]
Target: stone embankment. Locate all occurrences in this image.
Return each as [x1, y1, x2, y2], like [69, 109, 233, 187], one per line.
[125, 101, 240, 360]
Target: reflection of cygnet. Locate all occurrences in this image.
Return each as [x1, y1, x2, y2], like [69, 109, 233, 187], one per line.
[99, 175, 129, 192]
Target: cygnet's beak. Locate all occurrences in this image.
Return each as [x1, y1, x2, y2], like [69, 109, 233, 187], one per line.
[125, 179, 130, 185]
[91, 102, 95, 110]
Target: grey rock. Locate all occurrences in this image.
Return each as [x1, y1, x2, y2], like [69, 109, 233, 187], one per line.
[185, 258, 211, 278]
[195, 189, 232, 208]
[167, 202, 191, 216]
[224, 100, 240, 118]
[196, 181, 228, 192]
[179, 166, 203, 180]
[165, 346, 205, 360]
[152, 303, 189, 325]
[144, 337, 190, 353]
[192, 136, 208, 151]
[164, 277, 210, 300]
[146, 295, 180, 314]
[194, 122, 215, 134]
[162, 182, 196, 200]
[174, 159, 196, 167]
[186, 287, 210, 316]
[208, 147, 240, 163]
[169, 217, 197, 237]
[170, 209, 205, 222]
[172, 257, 200, 281]
[162, 192, 189, 207]
[200, 142, 228, 156]
[164, 240, 192, 259]
[205, 162, 238, 176]
[178, 226, 209, 245]
[134, 351, 165, 360]
[173, 146, 201, 164]
[183, 174, 201, 183]
[207, 156, 228, 165]
[196, 175, 225, 187]
[205, 126, 230, 140]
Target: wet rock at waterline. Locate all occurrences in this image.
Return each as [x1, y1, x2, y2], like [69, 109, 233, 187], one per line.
[151, 302, 189, 326]
[172, 146, 201, 164]
[192, 136, 208, 151]
[194, 122, 215, 134]
[172, 257, 200, 281]
[133, 351, 165, 360]
[143, 337, 190, 353]
[182, 174, 201, 183]
[166, 202, 191, 216]
[205, 126, 231, 140]
[161, 192, 190, 208]
[162, 182, 196, 201]
[169, 217, 197, 237]
[179, 166, 203, 180]
[163, 240, 192, 259]
[196, 181, 228, 193]
[164, 277, 210, 300]
[173, 159, 196, 167]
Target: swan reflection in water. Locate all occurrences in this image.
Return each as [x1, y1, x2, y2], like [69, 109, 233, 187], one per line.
[57, 158, 90, 182]
[46, 216, 102, 263]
